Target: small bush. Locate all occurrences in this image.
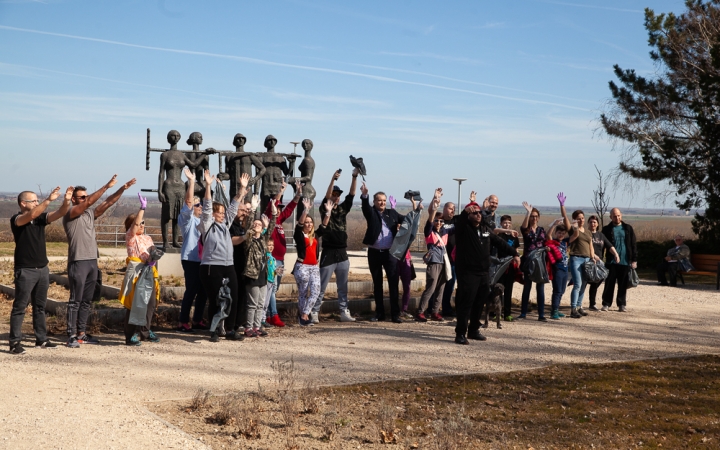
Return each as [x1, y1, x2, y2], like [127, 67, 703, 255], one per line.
[188, 388, 211, 411]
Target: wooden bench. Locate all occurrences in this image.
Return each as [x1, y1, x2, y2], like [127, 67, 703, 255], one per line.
[677, 254, 720, 290]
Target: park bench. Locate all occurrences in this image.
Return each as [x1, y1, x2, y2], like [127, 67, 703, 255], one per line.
[677, 254, 720, 290]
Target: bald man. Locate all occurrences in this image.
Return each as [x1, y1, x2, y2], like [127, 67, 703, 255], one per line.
[601, 208, 637, 312]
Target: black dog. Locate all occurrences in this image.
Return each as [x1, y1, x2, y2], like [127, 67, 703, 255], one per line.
[482, 283, 504, 329]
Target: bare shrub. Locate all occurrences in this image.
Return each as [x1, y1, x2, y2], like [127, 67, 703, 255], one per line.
[207, 392, 239, 426]
[188, 388, 211, 411]
[376, 401, 397, 444]
[431, 406, 474, 450]
[272, 358, 298, 449]
[235, 392, 261, 440]
[300, 379, 320, 414]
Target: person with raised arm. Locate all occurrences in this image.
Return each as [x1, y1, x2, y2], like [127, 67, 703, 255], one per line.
[9, 186, 73, 354]
[199, 170, 251, 342]
[312, 167, 359, 323]
[63, 175, 136, 348]
[176, 167, 208, 332]
[293, 198, 324, 326]
[518, 200, 546, 320]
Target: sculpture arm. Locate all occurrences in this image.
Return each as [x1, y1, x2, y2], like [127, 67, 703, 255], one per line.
[157, 153, 167, 202]
[249, 154, 266, 186]
[183, 154, 207, 169]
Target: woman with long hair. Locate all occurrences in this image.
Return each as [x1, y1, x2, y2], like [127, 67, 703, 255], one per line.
[587, 215, 619, 311]
[519, 201, 547, 320]
[242, 205, 277, 338]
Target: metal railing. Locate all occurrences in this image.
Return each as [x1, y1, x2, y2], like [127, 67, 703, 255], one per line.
[95, 224, 163, 247]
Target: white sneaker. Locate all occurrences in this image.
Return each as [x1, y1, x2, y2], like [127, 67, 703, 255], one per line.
[340, 309, 356, 322]
[600, 305, 609, 312]
[310, 312, 319, 324]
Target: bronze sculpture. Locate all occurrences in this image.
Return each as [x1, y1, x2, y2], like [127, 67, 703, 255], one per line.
[185, 132, 210, 198]
[258, 135, 296, 212]
[218, 133, 266, 202]
[289, 138, 316, 217]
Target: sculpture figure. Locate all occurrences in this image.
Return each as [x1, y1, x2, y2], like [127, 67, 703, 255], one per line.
[157, 130, 206, 248]
[219, 133, 266, 201]
[289, 138, 316, 218]
[185, 132, 210, 198]
[258, 135, 296, 212]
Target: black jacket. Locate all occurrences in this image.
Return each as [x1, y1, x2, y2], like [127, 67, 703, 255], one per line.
[601, 221, 637, 264]
[360, 194, 405, 247]
[294, 223, 323, 262]
[454, 210, 518, 275]
[319, 194, 353, 249]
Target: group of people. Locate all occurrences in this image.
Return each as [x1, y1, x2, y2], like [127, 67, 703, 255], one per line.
[8, 166, 641, 353]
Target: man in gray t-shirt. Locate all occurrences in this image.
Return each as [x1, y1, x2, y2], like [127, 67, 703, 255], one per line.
[63, 175, 136, 348]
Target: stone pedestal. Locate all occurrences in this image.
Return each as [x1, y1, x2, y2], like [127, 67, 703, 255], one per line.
[157, 252, 184, 277]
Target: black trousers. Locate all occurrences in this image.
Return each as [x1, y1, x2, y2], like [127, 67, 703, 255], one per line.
[602, 264, 630, 308]
[367, 248, 400, 319]
[657, 260, 679, 286]
[455, 270, 489, 337]
[588, 282, 603, 307]
[199, 265, 239, 331]
[499, 271, 514, 318]
[233, 263, 248, 331]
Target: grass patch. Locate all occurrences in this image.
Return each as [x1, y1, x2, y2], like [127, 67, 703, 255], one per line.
[0, 241, 69, 257]
[149, 355, 720, 449]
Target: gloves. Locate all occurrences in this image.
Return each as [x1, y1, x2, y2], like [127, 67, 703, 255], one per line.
[388, 195, 397, 209]
[138, 192, 148, 210]
[557, 192, 566, 207]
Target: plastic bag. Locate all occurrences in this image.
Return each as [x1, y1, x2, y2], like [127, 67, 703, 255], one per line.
[582, 260, 609, 283]
[626, 268, 639, 289]
[522, 248, 549, 284]
[489, 255, 514, 286]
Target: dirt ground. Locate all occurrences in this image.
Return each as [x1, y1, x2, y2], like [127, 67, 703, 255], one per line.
[1, 279, 719, 449]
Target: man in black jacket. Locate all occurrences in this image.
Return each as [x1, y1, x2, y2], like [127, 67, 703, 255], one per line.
[360, 182, 405, 322]
[454, 202, 520, 345]
[601, 208, 637, 312]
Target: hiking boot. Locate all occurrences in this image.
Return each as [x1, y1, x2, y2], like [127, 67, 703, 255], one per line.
[550, 310, 561, 320]
[455, 334, 469, 345]
[310, 312, 319, 324]
[467, 330, 487, 341]
[340, 309, 356, 322]
[415, 313, 428, 322]
[588, 305, 599, 312]
[147, 331, 160, 343]
[209, 332, 220, 343]
[504, 315, 514, 322]
[430, 313, 444, 322]
[570, 308, 581, 319]
[77, 333, 99, 344]
[177, 322, 193, 332]
[66, 336, 80, 348]
[578, 307, 588, 316]
[10, 343, 26, 355]
[126, 334, 141, 346]
[225, 331, 245, 341]
[35, 340, 57, 349]
[600, 305, 609, 312]
[619, 306, 627, 312]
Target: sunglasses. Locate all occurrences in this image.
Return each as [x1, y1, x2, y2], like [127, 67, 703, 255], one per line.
[194, 203, 202, 207]
[434, 219, 444, 223]
[22, 199, 39, 204]
[74, 195, 88, 200]
[140, 221, 145, 225]
[469, 210, 483, 215]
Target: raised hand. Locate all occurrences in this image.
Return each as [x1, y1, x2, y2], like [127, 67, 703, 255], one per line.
[122, 178, 137, 190]
[294, 180, 302, 197]
[352, 167, 359, 177]
[388, 195, 397, 209]
[434, 188, 443, 202]
[409, 197, 416, 210]
[260, 214, 270, 228]
[470, 191, 477, 203]
[325, 199, 337, 213]
[557, 192, 566, 206]
[183, 167, 195, 181]
[522, 201, 532, 213]
[250, 194, 260, 211]
[482, 196, 489, 209]
[333, 169, 342, 181]
[106, 174, 118, 189]
[239, 172, 250, 189]
[63, 186, 74, 201]
[138, 192, 148, 210]
[270, 200, 278, 217]
[48, 186, 61, 202]
[417, 201, 424, 211]
[203, 170, 215, 186]
[302, 198, 312, 211]
[360, 182, 368, 196]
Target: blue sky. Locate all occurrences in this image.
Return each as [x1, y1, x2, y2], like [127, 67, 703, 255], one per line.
[0, 0, 684, 209]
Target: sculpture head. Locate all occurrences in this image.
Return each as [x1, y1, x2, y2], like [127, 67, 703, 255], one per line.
[166, 130, 181, 146]
[233, 133, 247, 150]
[187, 132, 203, 147]
[301, 139, 313, 152]
[264, 135, 277, 151]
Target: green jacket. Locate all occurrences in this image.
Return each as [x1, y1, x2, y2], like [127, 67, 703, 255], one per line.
[243, 213, 276, 280]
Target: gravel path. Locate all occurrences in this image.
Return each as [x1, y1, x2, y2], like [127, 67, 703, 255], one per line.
[1, 281, 718, 449]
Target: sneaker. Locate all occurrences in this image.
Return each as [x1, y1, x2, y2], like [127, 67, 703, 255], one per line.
[570, 308, 581, 319]
[538, 316, 548, 322]
[430, 313, 444, 322]
[619, 306, 627, 312]
[588, 305, 599, 312]
[600, 305, 609, 312]
[391, 316, 402, 324]
[578, 308, 588, 316]
[192, 319, 209, 330]
[147, 331, 160, 343]
[177, 322, 193, 332]
[455, 334, 469, 345]
[209, 332, 220, 343]
[126, 334, 141, 346]
[35, 340, 58, 349]
[225, 331, 245, 341]
[310, 312, 319, 324]
[517, 314, 527, 319]
[340, 309, 356, 322]
[467, 330, 487, 341]
[415, 313, 428, 322]
[10, 343, 26, 354]
[255, 328, 268, 337]
[504, 315, 514, 322]
[270, 314, 286, 327]
[66, 336, 80, 348]
[557, 311, 566, 318]
[261, 320, 274, 329]
[244, 328, 258, 338]
[400, 311, 414, 320]
[77, 333, 99, 344]
[550, 311, 561, 320]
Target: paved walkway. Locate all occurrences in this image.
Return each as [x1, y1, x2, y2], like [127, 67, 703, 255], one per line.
[1, 281, 718, 449]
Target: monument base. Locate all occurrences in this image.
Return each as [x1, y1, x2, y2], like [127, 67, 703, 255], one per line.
[157, 252, 184, 277]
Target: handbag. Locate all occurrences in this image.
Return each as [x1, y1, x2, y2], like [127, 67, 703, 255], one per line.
[626, 268, 639, 289]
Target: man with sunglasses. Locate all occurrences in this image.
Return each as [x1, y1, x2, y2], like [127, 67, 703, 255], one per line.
[63, 175, 136, 348]
[454, 202, 520, 345]
[9, 186, 73, 354]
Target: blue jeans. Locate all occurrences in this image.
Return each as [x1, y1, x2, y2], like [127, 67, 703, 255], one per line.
[551, 266, 568, 312]
[569, 256, 589, 308]
[521, 278, 545, 318]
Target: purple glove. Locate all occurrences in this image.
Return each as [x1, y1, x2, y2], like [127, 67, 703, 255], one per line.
[147, 260, 156, 267]
[388, 195, 397, 209]
[557, 192, 566, 206]
[138, 192, 148, 210]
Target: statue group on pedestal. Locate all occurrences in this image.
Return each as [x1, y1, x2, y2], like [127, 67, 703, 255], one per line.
[148, 129, 316, 249]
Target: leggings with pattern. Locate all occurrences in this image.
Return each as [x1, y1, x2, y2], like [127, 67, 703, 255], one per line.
[294, 262, 321, 316]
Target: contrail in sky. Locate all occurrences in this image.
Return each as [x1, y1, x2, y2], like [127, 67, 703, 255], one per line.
[0, 25, 589, 111]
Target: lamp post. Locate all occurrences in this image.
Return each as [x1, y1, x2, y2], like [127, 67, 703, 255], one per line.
[453, 178, 467, 211]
